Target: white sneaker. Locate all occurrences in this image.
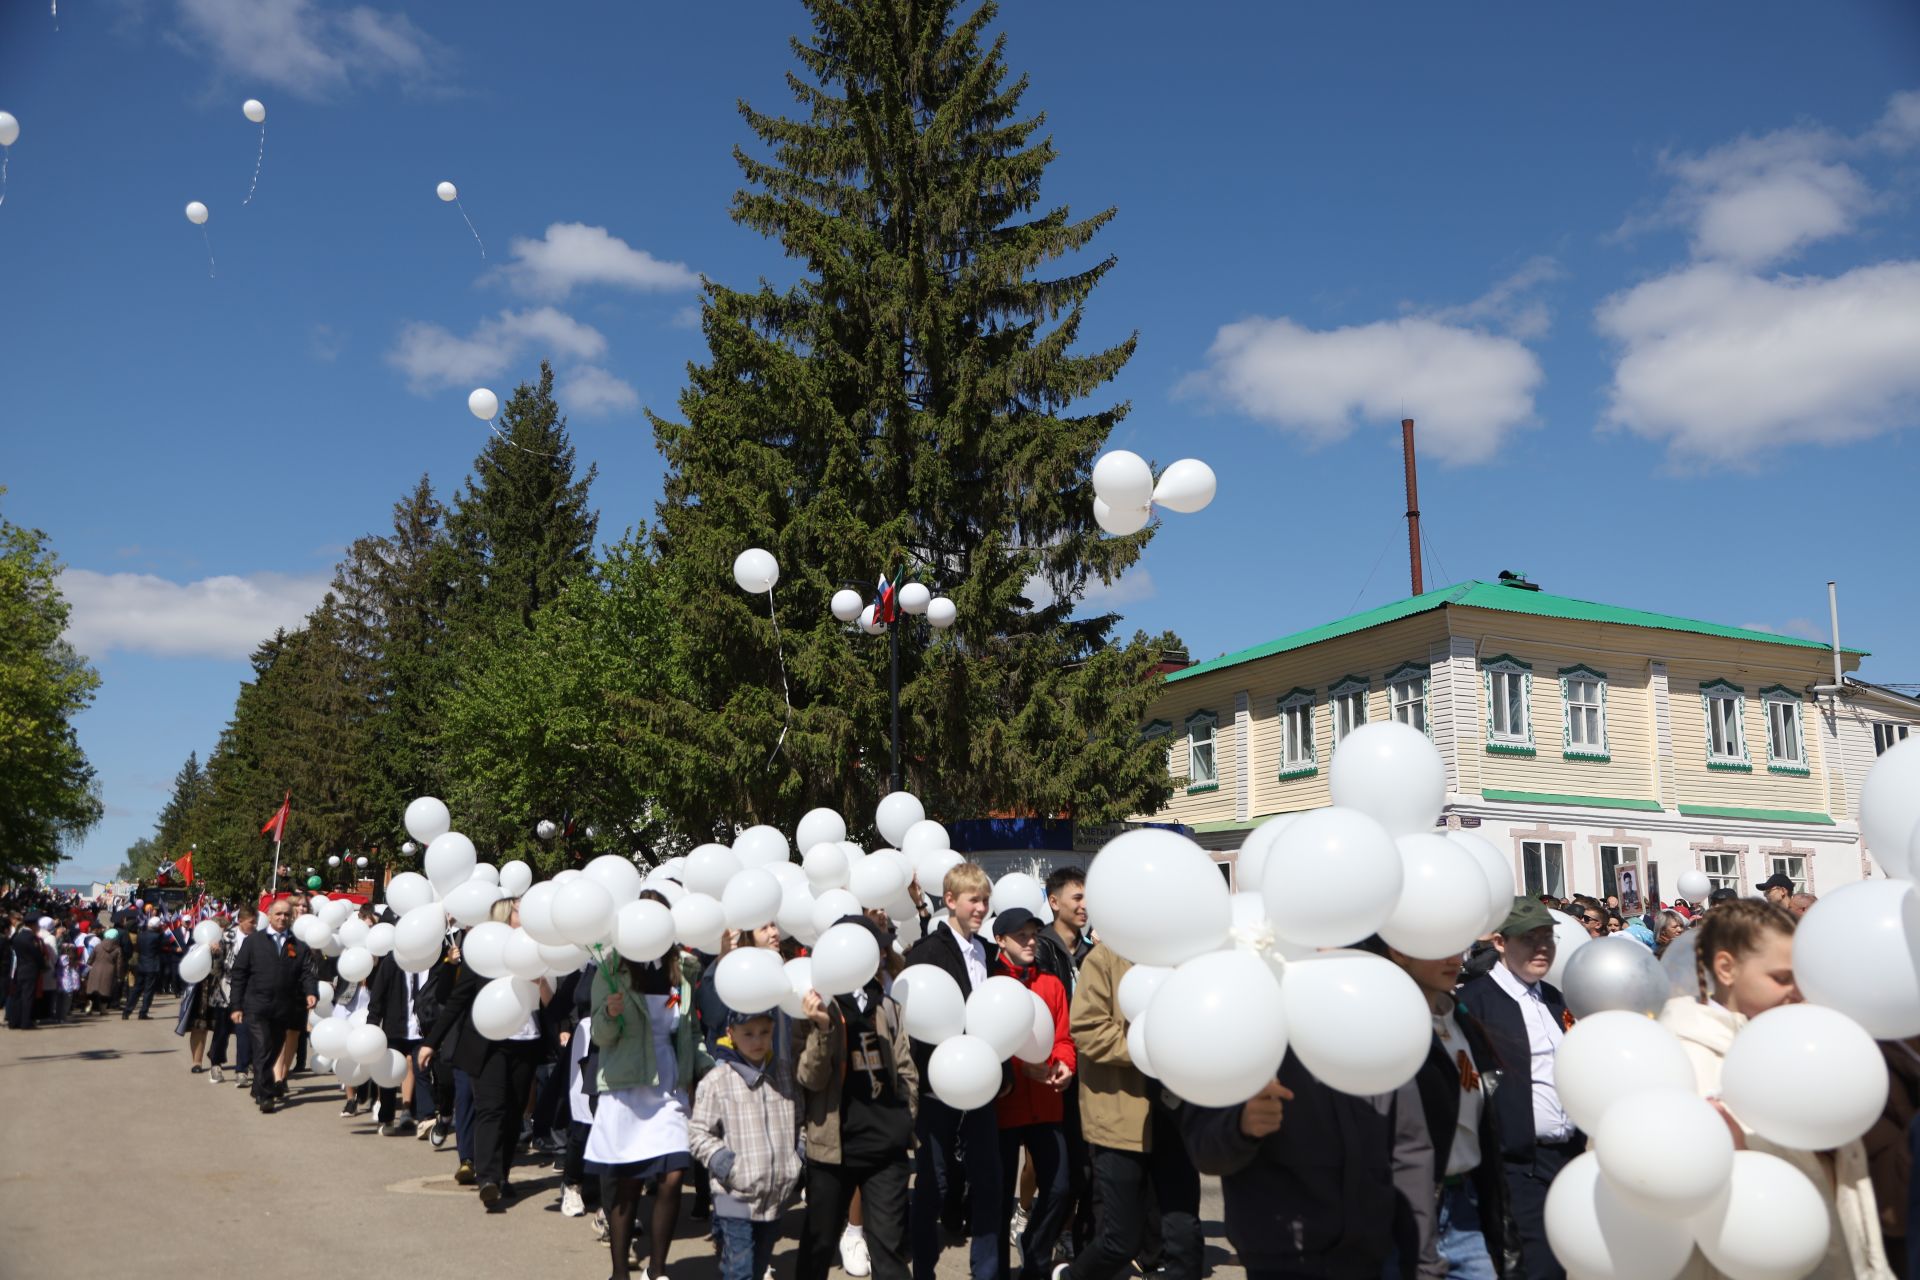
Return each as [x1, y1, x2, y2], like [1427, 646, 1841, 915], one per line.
[209, 1065, 223, 1084]
[560, 1184, 585, 1217]
[840, 1228, 872, 1278]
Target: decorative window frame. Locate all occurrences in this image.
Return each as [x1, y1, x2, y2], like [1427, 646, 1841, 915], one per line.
[1701, 679, 1751, 772]
[1483, 654, 1535, 756]
[1277, 688, 1318, 780]
[1329, 675, 1370, 747]
[1760, 839, 1817, 895]
[1693, 842, 1747, 896]
[1759, 685, 1810, 775]
[1184, 710, 1220, 794]
[1558, 664, 1610, 762]
[1384, 661, 1433, 740]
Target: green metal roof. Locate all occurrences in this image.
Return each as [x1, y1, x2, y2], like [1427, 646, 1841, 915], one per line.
[1165, 579, 1865, 685]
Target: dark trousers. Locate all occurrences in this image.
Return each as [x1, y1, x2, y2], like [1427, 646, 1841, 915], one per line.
[233, 1012, 254, 1074]
[799, 1157, 912, 1280]
[455, 1067, 477, 1161]
[913, 1097, 1005, 1280]
[1065, 1126, 1201, 1280]
[999, 1124, 1069, 1280]
[472, 1044, 540, 1187]
[122, 969, 159, 1018]
[421, 1046, 454, 1119]
[1504, 1141, 1580, 1280]
[5, 976, 39, 1029]
[1061, 1087, 1092, 1250]
[246, 1014, 292, 1102]
[378, 1037, 422, 1121]
[209, 1008, 233, 1064]
[565, 1119, 593, 1191]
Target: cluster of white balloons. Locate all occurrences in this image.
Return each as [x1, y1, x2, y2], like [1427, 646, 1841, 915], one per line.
[1084, 722, 1508, 1107]
[1537, 738, 1920, 1279]
[829, 579, 957, 635]
[1089, 450, 1216, 536]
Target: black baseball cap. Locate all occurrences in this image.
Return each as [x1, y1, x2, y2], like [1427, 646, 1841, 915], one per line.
[992, 907, 1041, 938]
[1757, 873, 1796, 893]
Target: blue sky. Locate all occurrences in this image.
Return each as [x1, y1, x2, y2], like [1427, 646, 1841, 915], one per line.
[4, 1, 1917, 884]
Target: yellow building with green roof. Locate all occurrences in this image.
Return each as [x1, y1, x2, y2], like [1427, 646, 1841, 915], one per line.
[1133, 574, 1920, 903]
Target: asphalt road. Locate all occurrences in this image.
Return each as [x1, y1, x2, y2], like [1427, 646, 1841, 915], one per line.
[0, 996, 1234, 1280]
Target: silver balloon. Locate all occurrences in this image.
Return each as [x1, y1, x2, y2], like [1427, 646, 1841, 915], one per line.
[536, 819, 559, 841]
[1561, 935, 1671, 1018]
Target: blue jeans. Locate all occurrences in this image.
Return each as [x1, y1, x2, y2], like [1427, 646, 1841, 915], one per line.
[1438, 1181, 1497, 1280]
[716, 1216, 780, 1280]
[454, 1067, 476, 1162]
[913, 1097, 1004, 1280]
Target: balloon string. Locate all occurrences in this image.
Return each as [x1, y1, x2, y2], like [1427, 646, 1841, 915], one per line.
[0, 152, 8, 208]
[202, 226, 216, 279]
[456, 200, 486, 258]
[592, 943, 627, 1033]
[764, 586, 792, 771]
[486, 416, 558, 458]
[243, 123, 266, 205]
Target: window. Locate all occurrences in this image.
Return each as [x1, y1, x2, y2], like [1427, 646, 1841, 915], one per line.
[1185, 711, 1218, 791]
[1560, 666, 1608, 760]
[1484, 655, 1534, 753]
[1330, 677, 1368, 746]
[1521, 840, 1566, 898]
[1874, 723, 1911, 756]
[1598, 843, 1639, 899]
[1278, 689, 1316, 778]
[1386, 663, 1429, 735]
[1761, 687, 1808, 773]
[1768, 853, 1809, 895]
[1702, 851, 1739, 894]
[1701, 680, 1749, 769]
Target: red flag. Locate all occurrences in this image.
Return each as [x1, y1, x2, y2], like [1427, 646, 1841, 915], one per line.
[176, 852, 194, 885]
[261, 792, 290, 840]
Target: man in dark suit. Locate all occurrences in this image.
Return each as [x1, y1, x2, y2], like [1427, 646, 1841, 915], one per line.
[1458, 898, 1579, 1280]
[227, 897, 317, 1113]
[7, 912, 45, 1030]
[122, 919, 165, 1019]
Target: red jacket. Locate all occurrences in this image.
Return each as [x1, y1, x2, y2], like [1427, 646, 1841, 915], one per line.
[994, 958, 1075, 1128]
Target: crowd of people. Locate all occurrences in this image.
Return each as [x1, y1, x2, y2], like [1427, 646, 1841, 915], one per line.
[10, 864, 1919, 1280]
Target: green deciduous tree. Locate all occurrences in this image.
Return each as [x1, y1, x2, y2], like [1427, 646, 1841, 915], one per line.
[0, 491, 103, 881]
[647, 0, 1180, 838]
[442, 531, 682, 871]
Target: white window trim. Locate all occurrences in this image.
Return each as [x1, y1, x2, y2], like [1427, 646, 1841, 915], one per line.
[1277, 688, 1317, 779]
[1700, 849, 1741, 894]
[1184, 710, 1219, 792]
[1384, 662, 1432, 740]
[1329, 675, 1369, 746]
[1559, 664, 1609, 761]
[1483, 655, 1534, 754]
[1759, 685, 1809, 774]
[1701, 679, 1750, 770]
[1520, 839, 1566, 899]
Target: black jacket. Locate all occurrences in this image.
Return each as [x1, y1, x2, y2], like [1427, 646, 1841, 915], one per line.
[134, 927, 165, 974]
[1180, 1050, 1434, 1280]
[902, 922, 999, 1078]
[1031, 928, 1089, 999]
[1410, 1009, 1523, 1280]
[367, 955, 446, 1046]
[228, 928, 318, 1019]
[1456, 971, 1577, 1163]
[9, 927, 44, 979]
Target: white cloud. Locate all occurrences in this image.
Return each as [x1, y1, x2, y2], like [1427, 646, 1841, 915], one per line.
[1663, 129, 1871, 268]
[61, 569, 331, 660]
[497, 223, 700, 301]
[1424, 256, 1564, 341]
[173, 0, 442, 100]
[561, 366, 640, 417]
[1869, 89, 1920, 151]
[1024, 568, 1157, 613]
[388, 307, 607, 392]
[1180, 315, 1542, 465]
[1596, 261, 1920, 461]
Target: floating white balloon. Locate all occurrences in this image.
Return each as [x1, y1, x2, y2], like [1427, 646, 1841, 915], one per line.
[896, 965, 966, 1043]
[733, 548, 779, 594]
[1151, 458, 1217, 514]
[1085, 828, 1231, 967]
[1145, 949, 1287, 1106]
[184, 200, 209, 225]
[1719, 1003, 1887, 1151]
[240, 99, 268, 203]
[927, 1034, 1002, 1110]
[437, 181, 486, 257]
[875, 791, 926, 848]
[1690, 1152, 1832, 1280]
[1091, 450, 1154, 511]
[0, 111, 16, 208]
[243, 99, 266, 124]
[1793, 878, 1920, 1038]
[404, 796, 451, 845]
[1542, 1153, 1694, 1280]
[796, 807, 847, 857]
[468, 387, 499, 422]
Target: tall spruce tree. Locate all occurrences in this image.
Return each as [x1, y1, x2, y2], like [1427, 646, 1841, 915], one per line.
[154, 751, 211, 858]
[446, 364, 599, 643]
[649, 0, 1180, 838]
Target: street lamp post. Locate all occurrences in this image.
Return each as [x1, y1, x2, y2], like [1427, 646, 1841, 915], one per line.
[830, 579, 956, 793]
